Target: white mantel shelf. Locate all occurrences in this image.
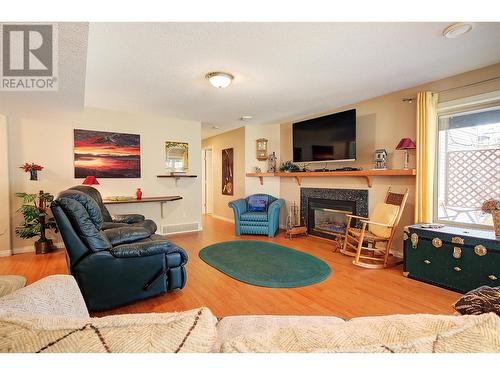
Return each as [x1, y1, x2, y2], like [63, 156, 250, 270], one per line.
[246, 169, 416, 188]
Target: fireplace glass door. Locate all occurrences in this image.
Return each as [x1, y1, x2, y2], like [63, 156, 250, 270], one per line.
[307, 198, 356, 240]
[312, 207, 352, 235]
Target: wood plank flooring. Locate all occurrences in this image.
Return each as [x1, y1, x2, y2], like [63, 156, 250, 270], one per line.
[0, 215, 460, 318]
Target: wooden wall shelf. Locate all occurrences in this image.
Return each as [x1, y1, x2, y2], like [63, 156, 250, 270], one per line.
[157, 175, 197, 185]
[246, 169, 416, 188]
[103, 196, 183, 219]
[103, 196, 183, 204]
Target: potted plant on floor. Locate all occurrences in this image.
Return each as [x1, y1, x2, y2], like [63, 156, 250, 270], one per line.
[15, 190, 58, 254]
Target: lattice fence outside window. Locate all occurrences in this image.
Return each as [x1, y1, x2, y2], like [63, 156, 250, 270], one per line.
[445, 148, 500, 208]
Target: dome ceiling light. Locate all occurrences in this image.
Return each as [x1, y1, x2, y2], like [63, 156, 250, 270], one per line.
[206, 72, 234, 89]
[443, 23, 474, 39]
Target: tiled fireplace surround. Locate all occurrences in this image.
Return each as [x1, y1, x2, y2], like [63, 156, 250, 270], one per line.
[300, 188, 368, 241]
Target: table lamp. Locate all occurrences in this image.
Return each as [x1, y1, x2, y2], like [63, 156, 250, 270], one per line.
[395, 138, 416, 170]
[82, 175, 100, 186]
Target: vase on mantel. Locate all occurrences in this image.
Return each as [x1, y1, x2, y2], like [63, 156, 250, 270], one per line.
[136, 188, 142, 200]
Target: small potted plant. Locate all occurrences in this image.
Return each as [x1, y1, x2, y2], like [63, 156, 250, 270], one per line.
[20, 162, 44, 181]
[481, 198, 500, 237]
[279, 160, 300, 173]
[15, 190, 58, 254]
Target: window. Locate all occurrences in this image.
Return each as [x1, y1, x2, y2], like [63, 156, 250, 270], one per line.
[435, 98, 500, 229]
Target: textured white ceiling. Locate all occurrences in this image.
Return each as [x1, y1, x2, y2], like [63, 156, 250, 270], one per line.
[83, 22, 500, 138]
[0, 23, 88, 116]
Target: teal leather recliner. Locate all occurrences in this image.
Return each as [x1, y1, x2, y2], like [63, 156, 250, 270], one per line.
[51, 188, 188, 311]
[228, 194, 285, 237]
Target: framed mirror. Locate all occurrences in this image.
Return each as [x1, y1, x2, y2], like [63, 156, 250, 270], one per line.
[165, 141, 189, 173]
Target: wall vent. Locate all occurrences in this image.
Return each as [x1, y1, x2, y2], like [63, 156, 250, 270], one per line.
[161, 222, 200, 235]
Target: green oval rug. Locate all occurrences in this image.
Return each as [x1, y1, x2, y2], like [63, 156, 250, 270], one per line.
[199, 240, 331, 288]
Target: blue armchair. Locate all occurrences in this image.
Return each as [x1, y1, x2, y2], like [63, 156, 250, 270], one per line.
[228, 194, 285, 237]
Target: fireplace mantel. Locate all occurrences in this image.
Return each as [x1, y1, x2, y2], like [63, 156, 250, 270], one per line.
[246, 169, 415, 188]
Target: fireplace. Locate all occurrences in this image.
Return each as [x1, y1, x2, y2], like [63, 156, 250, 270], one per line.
[308, 198, 355, 239]
[300, 188, 368, 241]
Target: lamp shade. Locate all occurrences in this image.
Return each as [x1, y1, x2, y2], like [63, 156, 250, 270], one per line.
[396, 138, 416, 150]
[82, 175, 100, 185]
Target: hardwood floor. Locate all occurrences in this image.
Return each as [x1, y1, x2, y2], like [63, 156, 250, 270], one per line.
[0, 215, 460, 318]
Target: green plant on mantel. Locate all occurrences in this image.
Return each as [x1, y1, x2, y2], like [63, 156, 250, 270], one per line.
[279, 160, 300, 173]
[15, 191, 58, 254]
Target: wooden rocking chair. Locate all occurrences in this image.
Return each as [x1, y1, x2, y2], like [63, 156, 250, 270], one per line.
[341, 187, 409, 269]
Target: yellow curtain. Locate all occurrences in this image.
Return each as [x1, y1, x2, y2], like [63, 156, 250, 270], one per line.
[415, 91, 438, 223]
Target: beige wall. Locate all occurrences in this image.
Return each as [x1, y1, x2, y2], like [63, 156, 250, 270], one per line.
[0, 115, 11, 256]
[7, 107, 202, 253]
[278, 63, 500, 254]
[245, 124, 281, 198]
[202, 127, 246, 221]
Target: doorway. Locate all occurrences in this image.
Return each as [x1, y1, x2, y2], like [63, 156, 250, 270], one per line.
[202, 149, 214, 214]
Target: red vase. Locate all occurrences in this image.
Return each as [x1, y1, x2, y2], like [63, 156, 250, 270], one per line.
[136, 188, 142, 200]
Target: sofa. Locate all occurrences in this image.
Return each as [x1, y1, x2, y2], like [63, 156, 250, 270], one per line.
[0, 275, 499, 353]
[51, 188, 188, 311]
[228, 194, 285, 237]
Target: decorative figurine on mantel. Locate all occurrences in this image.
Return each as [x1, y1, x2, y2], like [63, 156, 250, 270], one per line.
[267, 152, 277, 173]
[373, 149, 388, 170]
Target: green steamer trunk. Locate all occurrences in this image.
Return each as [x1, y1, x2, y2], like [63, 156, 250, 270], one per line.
[403, 224, 499, 293]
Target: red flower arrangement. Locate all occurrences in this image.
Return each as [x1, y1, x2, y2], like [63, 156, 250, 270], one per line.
[20, 163, 44, 181]
[20, 163, 44, 172]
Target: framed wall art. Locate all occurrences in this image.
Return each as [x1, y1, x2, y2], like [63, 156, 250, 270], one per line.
[74, 129, 141, 178]
[222, 148, 234, 195]
[165, 141, 189, 173]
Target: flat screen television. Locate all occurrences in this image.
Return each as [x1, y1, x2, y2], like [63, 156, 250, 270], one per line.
[292, 109, 356, 163]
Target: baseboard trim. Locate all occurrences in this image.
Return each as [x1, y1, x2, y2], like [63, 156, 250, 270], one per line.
[12, 241, 64, 255]
[163, 228, 202, 236]
[211, 214, 234, 223]
[0, 249, 12, 257]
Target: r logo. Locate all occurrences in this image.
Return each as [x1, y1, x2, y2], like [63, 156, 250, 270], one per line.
[3, 24, 53, 76]
[1, 23, 58, 91]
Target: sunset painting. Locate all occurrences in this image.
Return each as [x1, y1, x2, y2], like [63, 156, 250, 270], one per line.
[74, 129, 141, 178]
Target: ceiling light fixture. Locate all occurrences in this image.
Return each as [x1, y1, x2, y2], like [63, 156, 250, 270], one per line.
[206, 72, 234, 89]
[442, 23, 474, 39]
[240, 115, 253, 121]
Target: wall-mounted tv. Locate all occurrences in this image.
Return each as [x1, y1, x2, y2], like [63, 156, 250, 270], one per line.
[292, 109, 356, 163]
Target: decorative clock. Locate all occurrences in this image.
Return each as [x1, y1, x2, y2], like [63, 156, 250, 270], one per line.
[256, 138, 268, 161]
